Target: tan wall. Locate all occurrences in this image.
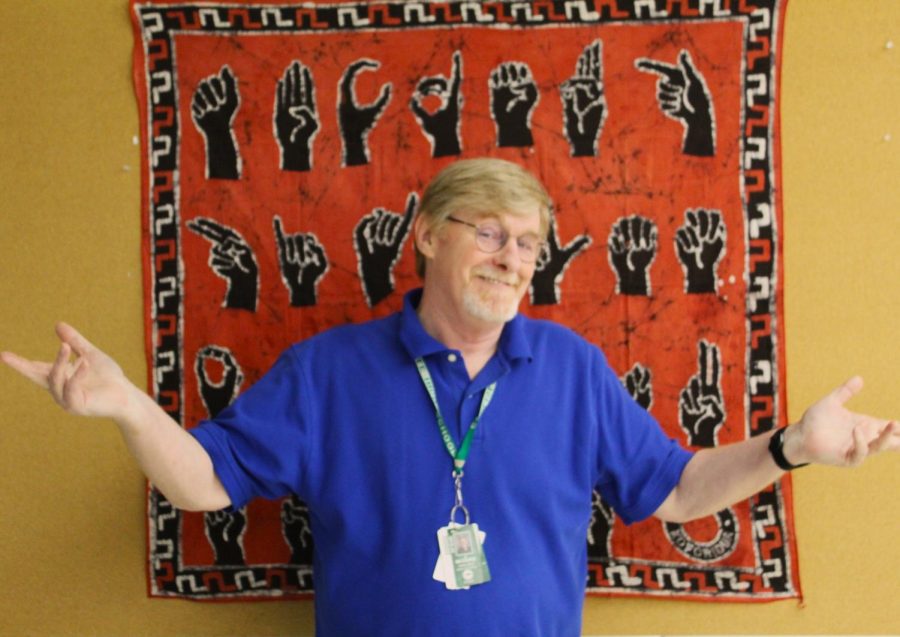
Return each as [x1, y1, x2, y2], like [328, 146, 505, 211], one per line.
[0, 1, 897, 635]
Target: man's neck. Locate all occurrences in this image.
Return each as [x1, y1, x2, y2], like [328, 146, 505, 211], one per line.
[416, 289, 504, 379]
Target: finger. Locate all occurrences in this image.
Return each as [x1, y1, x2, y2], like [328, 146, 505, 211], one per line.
[55, 322, 95, 358]
[211, 256, 235, 270]
[698, 340, 709, 375]
[398, 192, 418, 236]
[635, 58, 680, 82]
[62, 357, 91, 411]
[273, 216, 287, 252]
[282, 63, 296, 104]
[276, 78, 286, 109]
[709, 344, 720, 387]
[589, 40, 603, 79]
[518, 63, 531, 83]
[848, 424, 868, 466]
[608, 234, 624, 254]
[576, 49, 588, 78]
[200, 81, 220, 107]
[679, 49, 702, 84]
[513, 63, 525, 83]
[564, 234, 591, 257]
[659, 95, 680, 111]
[373, 82, 392, 112]
[686, 226, 700, 248]
[186, 218, 229, 244]
[210, 77, 228, 105]
[489, 67, 500, 88]
[409, 95, 428, 119]
[220, 66, 236, 95]
[347, 58, 374, 79]
[698, 209, 710, 237]
[309, 238, 327, 265]
[301, 66, 316, 110]
[223, 360, 242, 389]
[48, 342, 72, 402]
[708, 211, 722, 239]
[296, 63, 308, 104]
[639, 366, 650, 385]
[374, 210, 392, 240]
[832, 376, 865, 406]
[304, 235, 322, 265]
[296, 235, 309, 264]
[869, 421, 899, 454]
[675, 229, 691, 253]
[451, 50, 462, 78]
[0, 351, 52, 389]
[191, 91, 207, 116]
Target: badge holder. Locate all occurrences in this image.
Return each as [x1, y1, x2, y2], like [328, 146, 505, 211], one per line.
[433, 472, 491, 590]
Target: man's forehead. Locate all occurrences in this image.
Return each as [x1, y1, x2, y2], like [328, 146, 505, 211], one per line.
[464, 208, 543, 233]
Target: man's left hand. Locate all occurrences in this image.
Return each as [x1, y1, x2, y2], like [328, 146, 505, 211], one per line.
[786, 376, 899, 467]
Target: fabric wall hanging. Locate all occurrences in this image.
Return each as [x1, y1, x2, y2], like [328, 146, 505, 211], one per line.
[133, 0, 797, 601]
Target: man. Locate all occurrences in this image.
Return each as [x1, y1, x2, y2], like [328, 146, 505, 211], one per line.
[2, 158, 897, 636]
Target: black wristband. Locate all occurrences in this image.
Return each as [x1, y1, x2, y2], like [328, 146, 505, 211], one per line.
[768, 427, 809, 471]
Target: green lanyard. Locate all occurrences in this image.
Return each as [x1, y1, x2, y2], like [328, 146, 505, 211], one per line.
[415, 357, 496, 476]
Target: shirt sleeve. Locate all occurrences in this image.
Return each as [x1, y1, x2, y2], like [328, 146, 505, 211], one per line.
[591, 351, 694, 525]
[190, 347, 313, 510]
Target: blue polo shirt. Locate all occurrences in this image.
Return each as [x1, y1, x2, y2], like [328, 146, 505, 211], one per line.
[191, 289, 692, 636]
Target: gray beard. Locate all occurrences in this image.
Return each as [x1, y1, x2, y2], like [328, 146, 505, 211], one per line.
[462, 285, 519, 324]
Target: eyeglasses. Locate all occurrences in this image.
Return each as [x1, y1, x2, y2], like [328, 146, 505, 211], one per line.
[446, 216, 548, 263]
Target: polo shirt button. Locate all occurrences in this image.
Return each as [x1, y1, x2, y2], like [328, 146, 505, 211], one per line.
[447, 353, 458, 363]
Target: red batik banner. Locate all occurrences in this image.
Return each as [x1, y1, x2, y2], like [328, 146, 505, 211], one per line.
[133, 0, 797, 601]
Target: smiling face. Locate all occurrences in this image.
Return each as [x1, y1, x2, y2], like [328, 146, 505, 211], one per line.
[416, 205, 542, 327]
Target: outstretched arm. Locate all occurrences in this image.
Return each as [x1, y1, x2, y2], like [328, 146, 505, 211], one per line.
[655, 376, 898, 522]
[1, 323, 231, 512]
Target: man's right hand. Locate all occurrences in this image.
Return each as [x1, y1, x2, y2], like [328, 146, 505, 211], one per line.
[1, 323, 231, 511]
[1, 322, 135, 420]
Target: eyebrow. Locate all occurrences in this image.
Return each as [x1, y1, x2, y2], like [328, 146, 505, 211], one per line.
[468, 214, 541, 238]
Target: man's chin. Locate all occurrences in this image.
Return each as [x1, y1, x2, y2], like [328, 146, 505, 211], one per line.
[462, 289, 521, 324]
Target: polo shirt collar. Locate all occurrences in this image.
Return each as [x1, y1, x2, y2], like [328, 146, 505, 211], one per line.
[399, 288, 533, 363]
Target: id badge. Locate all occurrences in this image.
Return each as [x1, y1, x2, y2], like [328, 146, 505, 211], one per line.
[433, 523, 490, 589]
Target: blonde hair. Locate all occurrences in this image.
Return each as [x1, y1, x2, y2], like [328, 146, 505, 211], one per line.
[415, 158, 553, 277]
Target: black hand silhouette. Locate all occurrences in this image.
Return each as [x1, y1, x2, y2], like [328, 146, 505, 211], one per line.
[529, 220, 590, 305]
[339, 58, 392, 166]
[204, 508, 247, 566]
[635, 50, 715, 156]
[191, 65, 241, 179]
[621, 363, 652, 411]
[675, 208, 725, 294]
[561, 40, 607, 157]
[679, 340, 725, 447]
[281, 495, 314, 565]
[607, 215, 657, 296]
[273, 216, 328, 307]
[186, 217, 259, 311]
[354, 192, 417, 307]
[489, 61, 539, 147]
[275, 61, 319, 172]
[410, 51, 463, 157]
[195, 345, 244, 418]
[587, 490, 615, 560]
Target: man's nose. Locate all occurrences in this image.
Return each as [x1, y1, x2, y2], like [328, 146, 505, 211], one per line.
[491, 237, 522, 271]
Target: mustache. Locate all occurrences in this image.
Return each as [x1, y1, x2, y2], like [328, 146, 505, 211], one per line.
[472, 267, 521, 286]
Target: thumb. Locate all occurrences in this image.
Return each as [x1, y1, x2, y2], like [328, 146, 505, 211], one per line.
[831, 375, 864, 406]
[564, 234, 591, 258]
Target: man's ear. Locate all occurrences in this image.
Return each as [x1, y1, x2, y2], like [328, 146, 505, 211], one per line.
[414, 214, 438, 259]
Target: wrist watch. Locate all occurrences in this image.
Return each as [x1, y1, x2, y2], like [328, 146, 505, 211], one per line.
[768, 427, 809, 471]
